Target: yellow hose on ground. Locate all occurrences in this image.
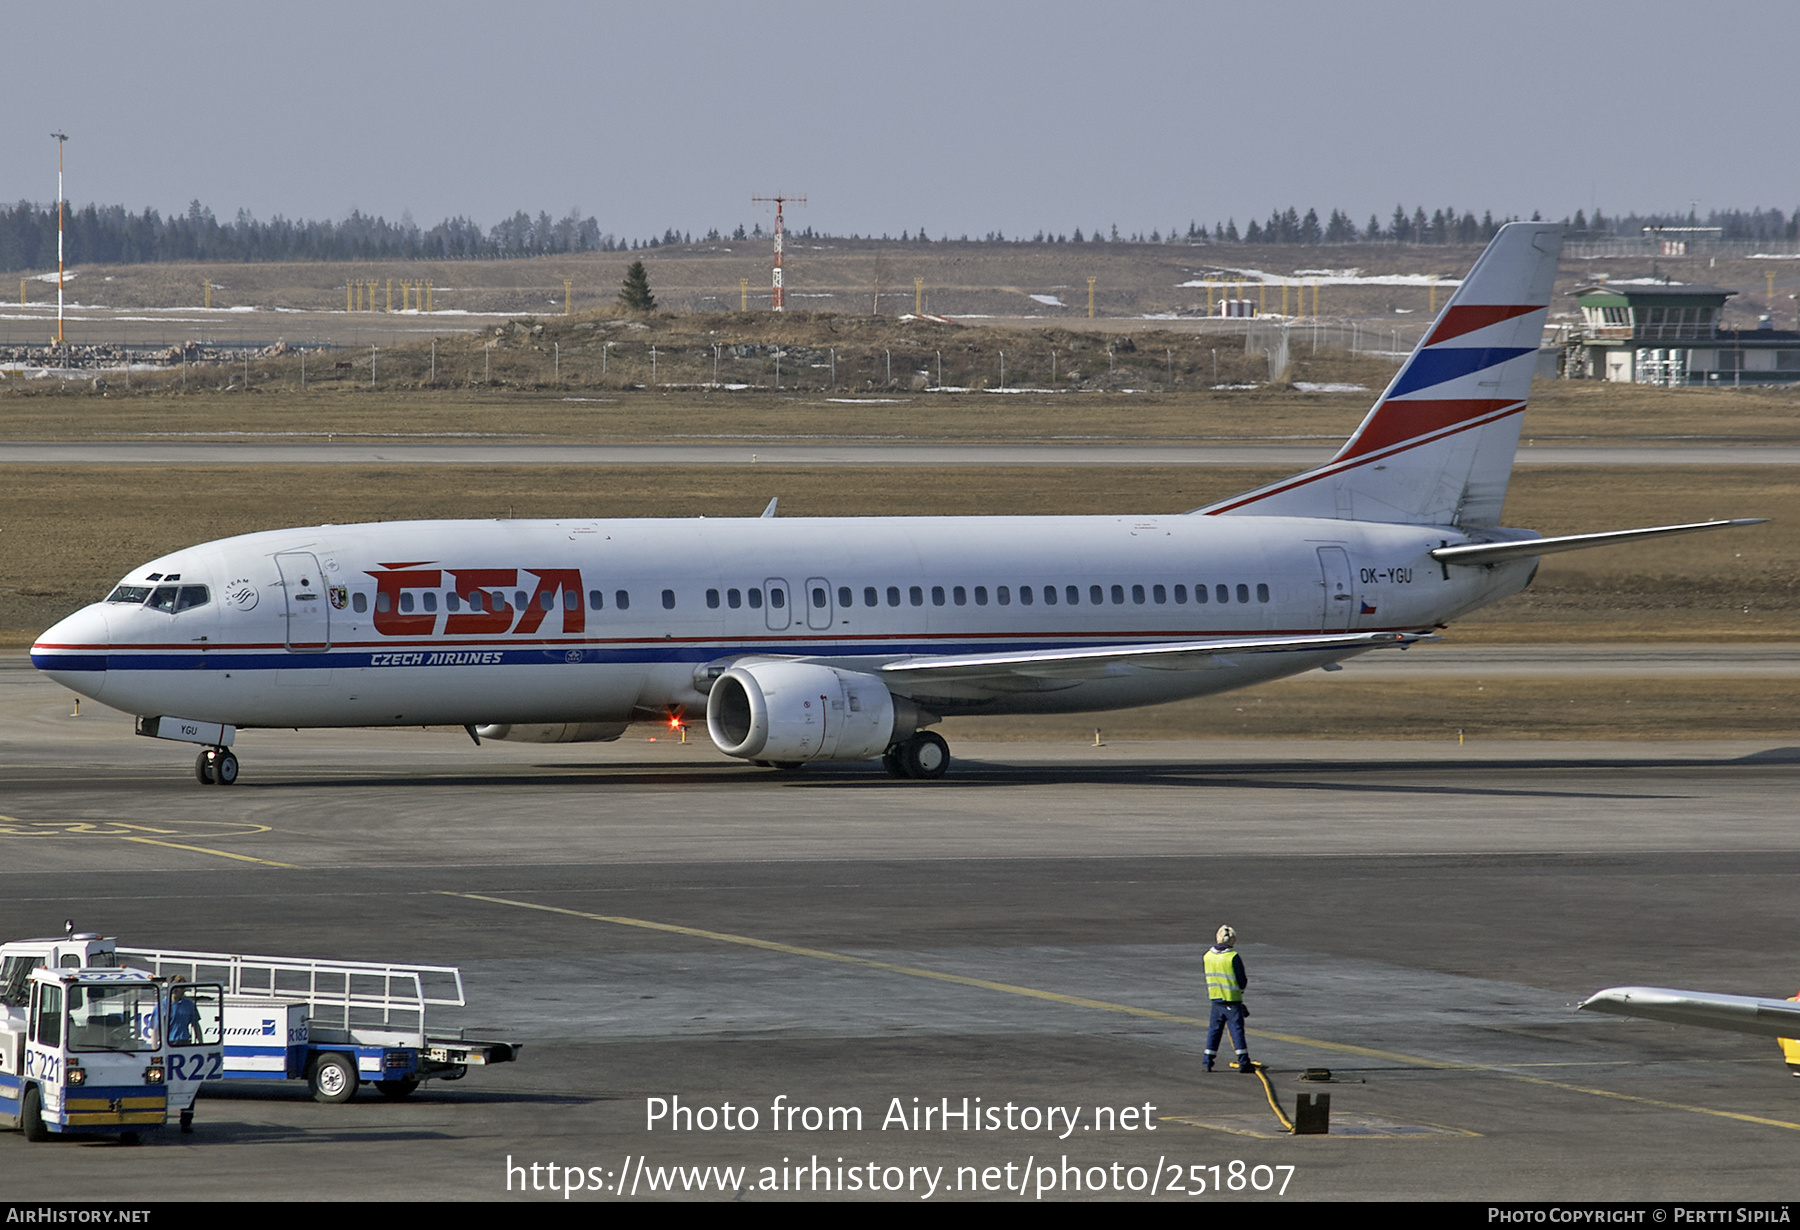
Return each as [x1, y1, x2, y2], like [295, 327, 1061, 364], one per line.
[1236, 1059, 1295, 1133]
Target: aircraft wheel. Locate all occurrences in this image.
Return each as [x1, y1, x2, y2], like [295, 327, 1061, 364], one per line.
[376, 1078, 420, 1099]
[21, 1085, 49, 1142]
[194, 752, 216, 785]
[881, 746, 908, 778]
[214, 750, 239, 786]
[310, 1053, 359, 1104]
[900, 731, 950, 780]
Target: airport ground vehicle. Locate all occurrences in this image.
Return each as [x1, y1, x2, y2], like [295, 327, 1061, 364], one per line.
[117, 945, 520, 1102]
[1, 934, 223, 1141]
[3, 933, 519, 1108]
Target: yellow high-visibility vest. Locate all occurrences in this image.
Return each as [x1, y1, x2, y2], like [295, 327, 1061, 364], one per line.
[1205, 948, 1243, 1002]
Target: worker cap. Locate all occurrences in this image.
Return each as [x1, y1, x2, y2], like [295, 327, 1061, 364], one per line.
[1216, 925, 1235, 945]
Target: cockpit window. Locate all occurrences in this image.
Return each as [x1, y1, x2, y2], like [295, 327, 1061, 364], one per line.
[175, 586, 210, 612]
[148, 586, 179, 613]
[107, 586, 151, 604]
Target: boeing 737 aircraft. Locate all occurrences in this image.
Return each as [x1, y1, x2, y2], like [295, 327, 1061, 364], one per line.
[30, 223, 1761, 784]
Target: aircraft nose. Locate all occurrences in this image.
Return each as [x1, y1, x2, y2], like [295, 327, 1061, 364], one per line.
[32, 604, 111, 700]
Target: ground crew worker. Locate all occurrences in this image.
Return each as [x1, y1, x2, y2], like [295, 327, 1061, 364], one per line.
[1203, 925, 1253, 1073]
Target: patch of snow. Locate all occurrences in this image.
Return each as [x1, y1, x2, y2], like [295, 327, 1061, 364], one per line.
[1749, 254, 1800, 260]
[1605, 277, 1688, 286]
[826, 398, 910, 404]
[1293, 381, 1368, 393]
[985, 387, 1059, 394]
[1028, 294, 1065, 307]
[24, 270, 77, 283]
[1181, 266, 1460, 289]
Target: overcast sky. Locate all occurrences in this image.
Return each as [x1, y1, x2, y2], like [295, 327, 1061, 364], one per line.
[6, 0, 1795, 241]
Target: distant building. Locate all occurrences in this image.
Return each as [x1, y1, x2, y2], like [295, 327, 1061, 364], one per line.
[1565, 282, 1800, 385]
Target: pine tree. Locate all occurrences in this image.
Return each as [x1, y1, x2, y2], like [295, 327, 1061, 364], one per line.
[619, 260, 656, 311]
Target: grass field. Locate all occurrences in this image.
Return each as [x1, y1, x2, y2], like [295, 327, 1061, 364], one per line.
[5, 358, 1799, 445]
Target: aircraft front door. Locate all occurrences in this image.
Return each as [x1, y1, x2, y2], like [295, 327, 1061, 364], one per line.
[1317, 546, 1355, 631]
[804, 576, 833, 630]
[274, 551, 330, 651]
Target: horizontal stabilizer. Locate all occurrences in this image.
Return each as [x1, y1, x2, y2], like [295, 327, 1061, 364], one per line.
[1431, 519, 1767, 566]
[1580, 985, 1800, 1039]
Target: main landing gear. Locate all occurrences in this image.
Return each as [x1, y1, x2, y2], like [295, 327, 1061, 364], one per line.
[883, 730, 950, 780]
[194, 746, 239, 786]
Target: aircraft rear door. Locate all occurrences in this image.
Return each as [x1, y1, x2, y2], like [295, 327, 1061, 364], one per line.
[1317, 546, 1355, 631]
[274, 552, 330, 651]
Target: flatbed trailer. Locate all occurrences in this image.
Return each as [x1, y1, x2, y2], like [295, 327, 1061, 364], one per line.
[119, 946, 520, 1102]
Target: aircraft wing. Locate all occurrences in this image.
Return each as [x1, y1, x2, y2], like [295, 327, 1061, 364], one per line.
[1579, 985, 1800, 1039]
[875, 631, 1425, 695]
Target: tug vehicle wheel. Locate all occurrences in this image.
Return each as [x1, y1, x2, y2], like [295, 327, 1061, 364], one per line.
[310, 1053, 359, 1103]
[21, 1085, 49, 1142]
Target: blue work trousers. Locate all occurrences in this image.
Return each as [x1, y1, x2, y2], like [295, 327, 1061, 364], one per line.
[1205, 1000, 1247, 1057]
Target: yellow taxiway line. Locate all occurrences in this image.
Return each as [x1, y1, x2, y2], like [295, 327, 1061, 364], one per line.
[445, 890, 1800, 1134]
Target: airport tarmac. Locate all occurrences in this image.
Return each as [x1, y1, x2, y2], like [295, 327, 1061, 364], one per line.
[3, 659, 1798, 1201]
[5, 441, 1798, 467]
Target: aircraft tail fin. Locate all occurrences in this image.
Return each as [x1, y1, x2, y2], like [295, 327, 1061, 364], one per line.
[1199, 221, 1563, 527]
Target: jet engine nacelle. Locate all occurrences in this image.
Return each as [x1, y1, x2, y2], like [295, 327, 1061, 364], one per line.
[706, 662, 918, 763]
[475, 722, 629, 743]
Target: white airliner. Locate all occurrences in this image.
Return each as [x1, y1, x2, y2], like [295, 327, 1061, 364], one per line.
[31, 223, 1760, 785]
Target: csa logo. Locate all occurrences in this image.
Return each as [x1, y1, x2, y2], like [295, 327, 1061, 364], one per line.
[329, 586, 349, 610]
[224, 578, 259, 611]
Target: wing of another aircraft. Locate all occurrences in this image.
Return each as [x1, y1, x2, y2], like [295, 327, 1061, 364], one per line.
[1579, 985, 1800, 1039]
[875, 631, 1424, 696]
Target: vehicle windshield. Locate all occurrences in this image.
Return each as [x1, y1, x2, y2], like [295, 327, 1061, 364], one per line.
[0, 955, 36, 1008]
[66, 981, 159, 1053]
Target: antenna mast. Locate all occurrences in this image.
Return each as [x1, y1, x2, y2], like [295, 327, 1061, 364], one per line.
[51, 132, 67, 345]
[752, 194, 805, 310]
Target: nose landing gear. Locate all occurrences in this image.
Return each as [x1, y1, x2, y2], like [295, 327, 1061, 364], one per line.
[194, 746, 239, 786]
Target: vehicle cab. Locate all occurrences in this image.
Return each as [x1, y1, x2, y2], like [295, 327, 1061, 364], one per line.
[1, 961, 222, 1143]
